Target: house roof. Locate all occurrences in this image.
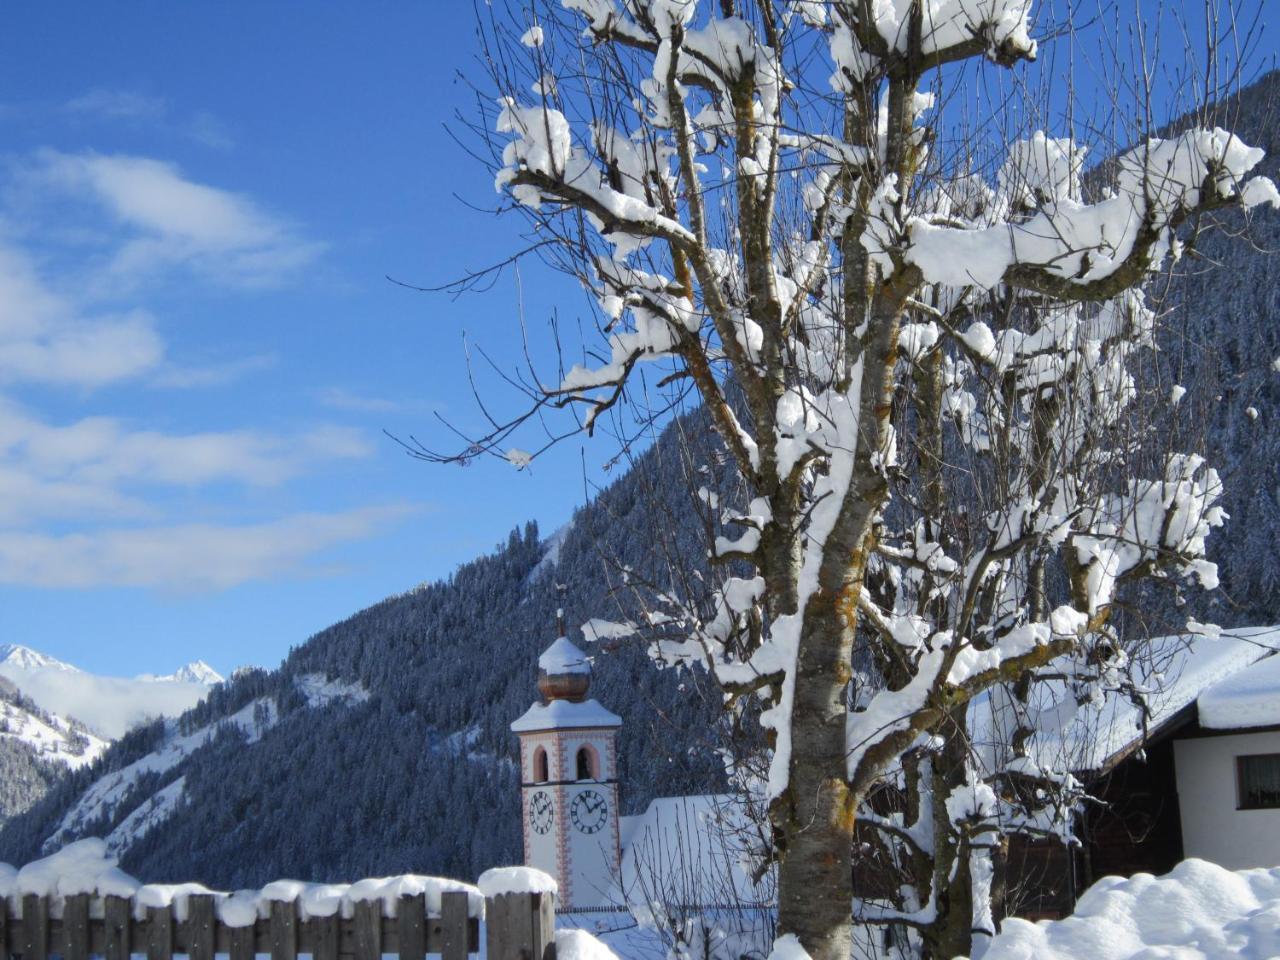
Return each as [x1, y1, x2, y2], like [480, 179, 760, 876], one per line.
[970, 626, 1280, 775]
[610, 795, 774, 914]
[1197, 652, 1280, 730]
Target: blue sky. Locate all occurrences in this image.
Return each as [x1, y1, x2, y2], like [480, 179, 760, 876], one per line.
[1, 3, 1274, 678]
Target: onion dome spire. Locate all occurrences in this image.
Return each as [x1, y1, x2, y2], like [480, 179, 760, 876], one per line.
[537, 583, 590, 702]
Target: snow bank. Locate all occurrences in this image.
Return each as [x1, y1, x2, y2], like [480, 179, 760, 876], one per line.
[477, 867, 557, 898]
[767, 934, 812, 960]
[556, 929, 621, 960]
[979, 859, 1280, 959]
[1197, 653, 1280, 729]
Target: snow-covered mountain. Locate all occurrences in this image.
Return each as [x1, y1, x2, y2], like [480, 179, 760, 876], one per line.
[136, 662, 225, 686]
[0, 646, 222, 740]
[0, 645, 79, 674]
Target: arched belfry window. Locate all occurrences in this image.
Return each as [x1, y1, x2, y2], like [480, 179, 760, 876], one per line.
[576, 746, 597, 781]
[533, 746, 549, 783]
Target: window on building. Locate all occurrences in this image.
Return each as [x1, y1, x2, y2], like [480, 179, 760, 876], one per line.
[576, 746, 597, 781]
[1237, 753, 1280, 809]
[533, 746, 549, 783]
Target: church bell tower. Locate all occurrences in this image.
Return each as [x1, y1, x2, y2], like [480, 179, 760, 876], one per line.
[511, 604, 622, 909]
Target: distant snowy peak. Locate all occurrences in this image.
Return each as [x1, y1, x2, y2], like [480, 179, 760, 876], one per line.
[0, 648, 224, 740]
[137, 661, 224, 685]
[0, 645, 80, 674]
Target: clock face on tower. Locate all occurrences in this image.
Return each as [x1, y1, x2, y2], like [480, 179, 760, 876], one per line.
[570, 789, 608, 834]
[528, 790, 554, 835]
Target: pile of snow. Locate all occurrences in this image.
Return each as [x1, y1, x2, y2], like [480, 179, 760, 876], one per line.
[0, 839, 485, 921]
[1197, 653, 1280, 729]
[0, 646, 221, 739]
[979, 859, 1280, 959]
[556, 929, 621, 960]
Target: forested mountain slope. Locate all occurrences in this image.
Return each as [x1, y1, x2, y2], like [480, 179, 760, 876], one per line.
[1170, 71, 1280, 624]
[0, 413, 727, 887]
[3, 71, 1278, 889]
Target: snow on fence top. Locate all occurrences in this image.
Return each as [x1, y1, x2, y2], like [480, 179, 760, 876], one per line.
[0, 840, 484, 922]
[0, 839, 588, 960]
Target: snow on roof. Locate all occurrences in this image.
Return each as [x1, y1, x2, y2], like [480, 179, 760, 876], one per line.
[971, 626, 1280, 773]
[612, 795, 773, 915]
[510, 698, 620, 733]
[539, 636, 591, 675]
[980, 858, 1280, 960]
[1197, 652, 1280, 730]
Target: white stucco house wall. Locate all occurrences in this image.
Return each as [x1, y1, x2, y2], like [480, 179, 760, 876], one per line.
[1173, 653, 1280, 869]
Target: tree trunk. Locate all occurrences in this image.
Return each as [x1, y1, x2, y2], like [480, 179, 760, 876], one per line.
[775, 588, 857, 960]
[923, 706, 975, 960]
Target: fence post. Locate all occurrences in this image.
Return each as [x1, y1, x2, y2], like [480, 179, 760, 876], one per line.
[530, 892, 555, 960]
[103, 895, 131, 960]
[187, 894, 216, 960]
[439, 891, 470, 960]
[23, 893, 49, 960]
[484, 891, 556, 960]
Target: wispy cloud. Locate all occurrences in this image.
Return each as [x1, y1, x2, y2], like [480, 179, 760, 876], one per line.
[61, 90, 234, 150]
[0, 243, 165, 387]
[0, 505, 416, 590]
[0, 402, 373, 512]
[26, 150, 323, 288]
[64, 90, 167, 123]
[152, 353, 276, 389]
[184, 111, 234, 150]
[317, 387, 404, 414]
[0, 142, 403, 593]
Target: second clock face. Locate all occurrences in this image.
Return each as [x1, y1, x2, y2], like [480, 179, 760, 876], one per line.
[570, 789, 608, 834]
[529, 790, 554, 835]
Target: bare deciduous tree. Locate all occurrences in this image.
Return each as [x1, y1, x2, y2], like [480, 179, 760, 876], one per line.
[421, 2, 1276, 957]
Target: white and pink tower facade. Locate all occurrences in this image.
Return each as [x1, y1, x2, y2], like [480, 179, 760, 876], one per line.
[511, 620, 622, 910]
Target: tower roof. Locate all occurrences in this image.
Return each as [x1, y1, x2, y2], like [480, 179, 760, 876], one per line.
[511, 697, 621, 733]
[538, 636, 591, 675]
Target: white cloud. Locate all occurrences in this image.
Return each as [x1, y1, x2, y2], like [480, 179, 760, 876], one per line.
[0, 505, 415, 590]
[0, 403, 372, 504]
[0, 144, 403, 594]
[150, 352, 276, 389]
[29, 150, 323, 287]
[184, 111, 234, 150]
[0, 243, 165, 386]
[317, 387, 403, 414]
[64, 90, 167, 123]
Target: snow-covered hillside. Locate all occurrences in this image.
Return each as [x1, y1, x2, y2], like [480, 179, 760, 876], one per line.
[0, 646, 222, 739]
[38, 672, 367, 858]
[0, 680, 107, 771]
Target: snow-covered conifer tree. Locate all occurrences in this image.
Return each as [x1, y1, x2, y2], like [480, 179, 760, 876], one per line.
[425, 3, 1277, 957]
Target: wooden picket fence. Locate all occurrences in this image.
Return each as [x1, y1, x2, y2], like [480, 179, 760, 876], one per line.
[0, 889, 556, 960]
